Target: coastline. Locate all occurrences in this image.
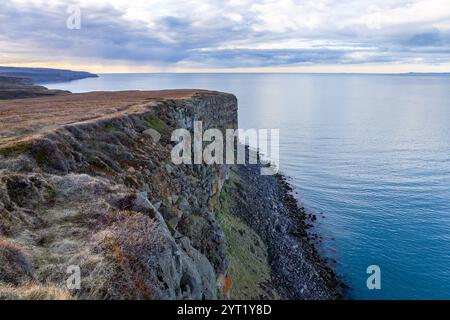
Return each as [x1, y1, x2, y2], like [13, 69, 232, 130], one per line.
[0, 66, 98, 100]
[0, 90, 340, 300]
[0, 66, 97, 84]
[219, 146, 342, 299]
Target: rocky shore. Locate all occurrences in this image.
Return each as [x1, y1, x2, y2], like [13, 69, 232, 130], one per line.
[0, 90, 340, 300]
[221, 153, 342, 299]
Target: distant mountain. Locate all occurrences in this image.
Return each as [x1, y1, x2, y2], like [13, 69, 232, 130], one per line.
[0, 66, 98, 83]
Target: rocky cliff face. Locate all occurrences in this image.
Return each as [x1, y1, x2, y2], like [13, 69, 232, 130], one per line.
[0, 91, 238, 299]
[0, 90, 340, 300]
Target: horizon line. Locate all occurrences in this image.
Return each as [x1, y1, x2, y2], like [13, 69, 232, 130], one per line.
[96, 71, 450, 74]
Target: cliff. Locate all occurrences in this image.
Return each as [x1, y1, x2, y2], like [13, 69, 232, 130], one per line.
[0, 66, 99, 100]
[0, 90, 340, 300]
[0, 67, 98, 83]
[0, 76, 70, 100]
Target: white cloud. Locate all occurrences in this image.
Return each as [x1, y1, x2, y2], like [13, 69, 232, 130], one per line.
[344, 0, 450, 30]
[250, 0, 331, 32]
[1, 0, 450, 70]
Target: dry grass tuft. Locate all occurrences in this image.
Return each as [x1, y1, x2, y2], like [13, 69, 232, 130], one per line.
[80, 211, 165, 299]
[0, 283, 73, 300]
[0, 239, 34, 285]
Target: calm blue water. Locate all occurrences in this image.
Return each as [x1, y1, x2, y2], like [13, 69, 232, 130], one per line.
[47, 73, 450, 299]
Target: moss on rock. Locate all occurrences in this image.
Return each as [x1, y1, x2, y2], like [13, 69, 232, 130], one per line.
[217, 179, 278, 300]
[145, 115, 168, 134]
[31, 148, 52, 167]
[0, 143, 27, 157]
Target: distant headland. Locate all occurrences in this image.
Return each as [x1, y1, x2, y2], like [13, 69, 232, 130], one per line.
[0, 66, 98, 83]
[0, 66, 97, 100]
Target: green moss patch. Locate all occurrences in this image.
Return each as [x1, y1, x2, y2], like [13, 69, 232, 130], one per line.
[100, 121, 121, 133]
[145, 115, 168, 134]
[0, 143, 28, 157]
[217, 181, 278, 300]
[44, 183, 58, 204]
[31, 149, 52, 166]
[100, 122, 118, 132]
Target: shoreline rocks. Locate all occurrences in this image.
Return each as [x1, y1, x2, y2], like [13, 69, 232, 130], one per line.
[218, 150, 342, 299]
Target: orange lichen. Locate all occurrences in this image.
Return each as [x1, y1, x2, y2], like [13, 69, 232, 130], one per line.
[223, 276, 233, 298]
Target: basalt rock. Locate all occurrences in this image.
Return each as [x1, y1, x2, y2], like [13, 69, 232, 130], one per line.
[0, 90, 236, 300]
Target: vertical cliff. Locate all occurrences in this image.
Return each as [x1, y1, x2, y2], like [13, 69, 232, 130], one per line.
[0, 90, 340, 300]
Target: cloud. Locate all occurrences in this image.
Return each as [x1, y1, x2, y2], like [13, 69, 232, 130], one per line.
[1, 0, 450, 70]
[405, 32, 443, 46]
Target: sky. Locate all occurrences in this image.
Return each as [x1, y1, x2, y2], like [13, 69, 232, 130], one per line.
[1, 0, 450, 73]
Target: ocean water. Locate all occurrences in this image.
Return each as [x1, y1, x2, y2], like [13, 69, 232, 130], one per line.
[47, 73, 450, 299]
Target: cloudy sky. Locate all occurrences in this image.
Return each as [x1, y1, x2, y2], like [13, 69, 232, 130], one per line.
[1, 0, 450, 72]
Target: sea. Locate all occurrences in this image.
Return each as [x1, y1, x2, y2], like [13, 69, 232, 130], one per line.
[47, 73, 450, 299]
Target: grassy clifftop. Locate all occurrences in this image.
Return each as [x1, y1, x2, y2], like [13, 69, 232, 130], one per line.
[0, 90, 238, 300]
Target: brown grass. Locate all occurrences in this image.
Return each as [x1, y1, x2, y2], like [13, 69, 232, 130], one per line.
[0, 283, 73, 300]
[81, 211, 164, 299]
[0, 90, 211, 145]
[0, 239, 34, 285]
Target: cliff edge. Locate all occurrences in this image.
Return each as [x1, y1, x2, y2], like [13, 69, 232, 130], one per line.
[0, 90, 340, 300]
